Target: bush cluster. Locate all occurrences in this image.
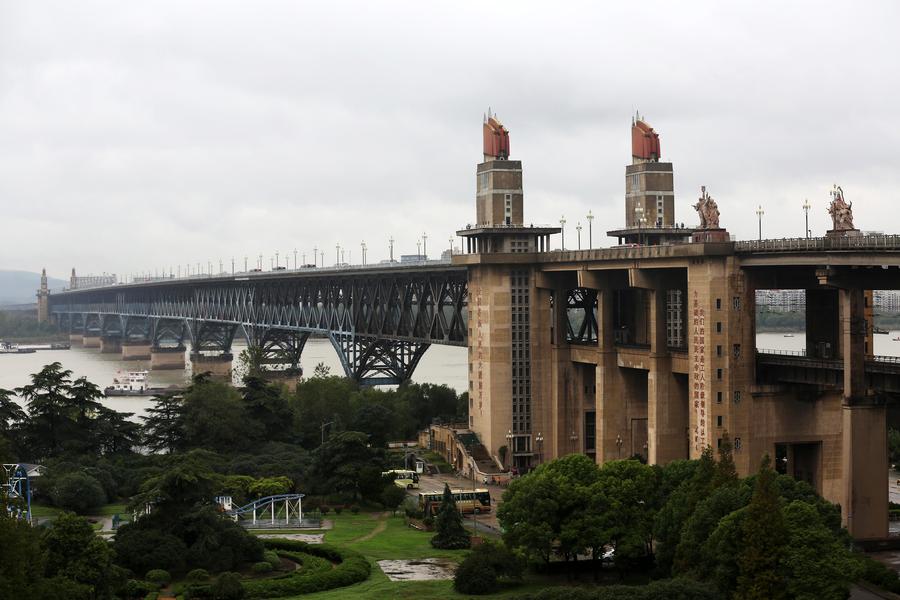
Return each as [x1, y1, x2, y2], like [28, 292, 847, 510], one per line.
[145, 569, 172, 587]
[513, 578, 719, 600]
[240, 540, 371, 599]
[454, 541, 525, 595]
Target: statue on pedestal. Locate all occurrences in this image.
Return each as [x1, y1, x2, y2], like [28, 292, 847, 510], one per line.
[827, 185, 855, 231]
[693, 186, 720, 230]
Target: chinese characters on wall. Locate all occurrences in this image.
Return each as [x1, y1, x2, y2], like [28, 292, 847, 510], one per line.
[692, 290, 707, 453]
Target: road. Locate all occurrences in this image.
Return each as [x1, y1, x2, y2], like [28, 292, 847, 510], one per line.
[412, 471, 508, 533]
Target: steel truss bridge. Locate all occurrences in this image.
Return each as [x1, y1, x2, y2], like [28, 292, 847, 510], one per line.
[49, 264, 468, 385]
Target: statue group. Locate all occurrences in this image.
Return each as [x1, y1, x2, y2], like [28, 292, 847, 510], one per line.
[828, 185, 855, 231]
[693, 186, 720, 230]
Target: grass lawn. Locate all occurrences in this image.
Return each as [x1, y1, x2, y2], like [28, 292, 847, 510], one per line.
[270, 510, 570, 599]
[29, 504, 64, 518]
[94, 503, 127, 516]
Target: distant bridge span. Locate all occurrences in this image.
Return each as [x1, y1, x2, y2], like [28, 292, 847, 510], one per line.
[49, 262, 468, 385]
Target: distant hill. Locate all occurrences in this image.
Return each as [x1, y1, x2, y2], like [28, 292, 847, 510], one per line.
[0, 270, 66, 305]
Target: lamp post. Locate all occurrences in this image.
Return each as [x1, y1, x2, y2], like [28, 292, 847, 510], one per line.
[335, 244, 340, 266]
[243, 256, 248, 272]
[293, 248, 298, 269]
[615, 434, 624, 458]
[559, 215, 566, 250]
[448, 236, 454, 256]
[275, 251, 279, 269]
[586, 210, 594, 249]
[416, 240, 421, 259]
[231, 257, 234, 276]
[576, 222, 582, 250]
[756, 205, 765, 241]
[802, 198, 811, 239]
[535, 432, 544, 464]
[313, 246, 317, 268]
[389, 236, 395, 262]
[505, 429, 514, 470]
[361, 241, 367, 266]
[422, 232, 428, 259]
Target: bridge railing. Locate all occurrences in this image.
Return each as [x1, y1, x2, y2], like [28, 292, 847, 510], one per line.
[736, 234, 900, 253]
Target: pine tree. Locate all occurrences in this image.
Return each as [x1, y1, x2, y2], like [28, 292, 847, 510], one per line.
[430, 484, 471, 549]
[713, 432, 739, 488]
[141, 393, 185, 453]
[735, 455, 787, 600]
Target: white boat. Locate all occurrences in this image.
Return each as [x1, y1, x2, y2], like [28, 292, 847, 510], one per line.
[0, 341, 36, 354]
[105, 370, 150, 396]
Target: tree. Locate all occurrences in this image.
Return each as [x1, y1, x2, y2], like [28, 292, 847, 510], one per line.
[0, 515, 46, 598]
[240, 376, 292, 443]
[141, 393, 185, 453]
[0, 387, 26, 433]
[42, 512, 122, 598]
[713, 432, 738, 488]
[431, 483, 470, 549]
[181, 380, 255, 452]
[350, 403, 394, 448]
[734, 455, 787, 600]
[16, 362, 73, 457]
[780, 500, 859, 600]
[92, 407, 141, 455]
[309, 431, 383, 498]
[247, 476, 292, 498]
[49, 472, 107, 514]
[381, 484, 407, 514]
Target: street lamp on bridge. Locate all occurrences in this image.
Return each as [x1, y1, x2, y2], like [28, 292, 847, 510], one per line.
[802, 198, 811, 239]
[335, 244, 340, 266]
[586, 210, 594, 249]
[422, 232, 428, 259]
[389, 237, 395, 262]
[576, 222, 582, 250]
[361, 240, 367, 265]
[294, 248, 298, 269]
[559, 215, 566, 250]
[449, 236, 454, 256]
[756, 205, 765, 241]
[312, 246, 317, 268]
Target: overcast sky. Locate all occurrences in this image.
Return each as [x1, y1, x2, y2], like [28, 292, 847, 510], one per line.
[2, 1, 899, 280]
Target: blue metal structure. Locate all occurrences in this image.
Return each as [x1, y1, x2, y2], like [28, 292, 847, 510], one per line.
[2, 464, 33, 523]
[219, 493, 315, 529]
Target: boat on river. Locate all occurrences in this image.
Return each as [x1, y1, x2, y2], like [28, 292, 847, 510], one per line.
[0, 341, 37, 354]
[104, 370, 184, 397]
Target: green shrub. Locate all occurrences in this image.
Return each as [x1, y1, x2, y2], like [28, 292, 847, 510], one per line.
[187, 568, 211, 583]
[241, 540, 371, 598]
[454, 555, 499, 594]
[333, 506, 343, 515]
[145, 569, 171, 587]
[123, 579, 157, 598]
[251, 561, 272, 574]
[211, 572, 244, 600]
[858, 554, 900, 593]
[262, 550, 281, 570]
[320, 505, 330, 515]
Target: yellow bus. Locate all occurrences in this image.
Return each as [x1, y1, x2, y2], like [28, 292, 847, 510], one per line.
[418, 489, 492, 515]
[382, 469, 420, 490]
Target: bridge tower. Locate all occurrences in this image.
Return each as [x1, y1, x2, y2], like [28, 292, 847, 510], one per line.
[36, 268, 49, 323]
[457, 113, 560, 472]
[607, 114, 693, 245]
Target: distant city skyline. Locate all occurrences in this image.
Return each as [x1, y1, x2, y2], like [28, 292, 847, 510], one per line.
[2, 1, 899, 278]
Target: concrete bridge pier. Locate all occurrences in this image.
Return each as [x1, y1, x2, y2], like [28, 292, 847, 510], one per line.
[121, 340, 152, 360]
[190, 352, 233, 382]
[150, 346, 186, 370]
[100, 335, 122, 353]
[82, 333, 101, 348]
[69, 333, 84, 344]
[839, 286, 888, 540]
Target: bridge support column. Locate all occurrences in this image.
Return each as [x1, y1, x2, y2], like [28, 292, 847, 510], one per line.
[842, 402, 888, 540]
[100, 335, 122, 353]
[647, 287, 686, 464]
[82, 334, 101, 348]
[121, 341, 152, 360]
[597, 289, 627, 463]
[151, 346, 186, 370]
[191, 352, 233, 382]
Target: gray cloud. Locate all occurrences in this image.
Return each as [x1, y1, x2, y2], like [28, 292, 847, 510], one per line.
[1, 1, 898, 279]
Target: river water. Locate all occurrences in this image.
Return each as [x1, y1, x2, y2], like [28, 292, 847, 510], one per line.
[2, 332, 899, 419]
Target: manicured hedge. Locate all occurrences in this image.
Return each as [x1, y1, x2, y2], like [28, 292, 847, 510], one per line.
[242, 540, 371, 598]
[514, 578, 719, 600]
